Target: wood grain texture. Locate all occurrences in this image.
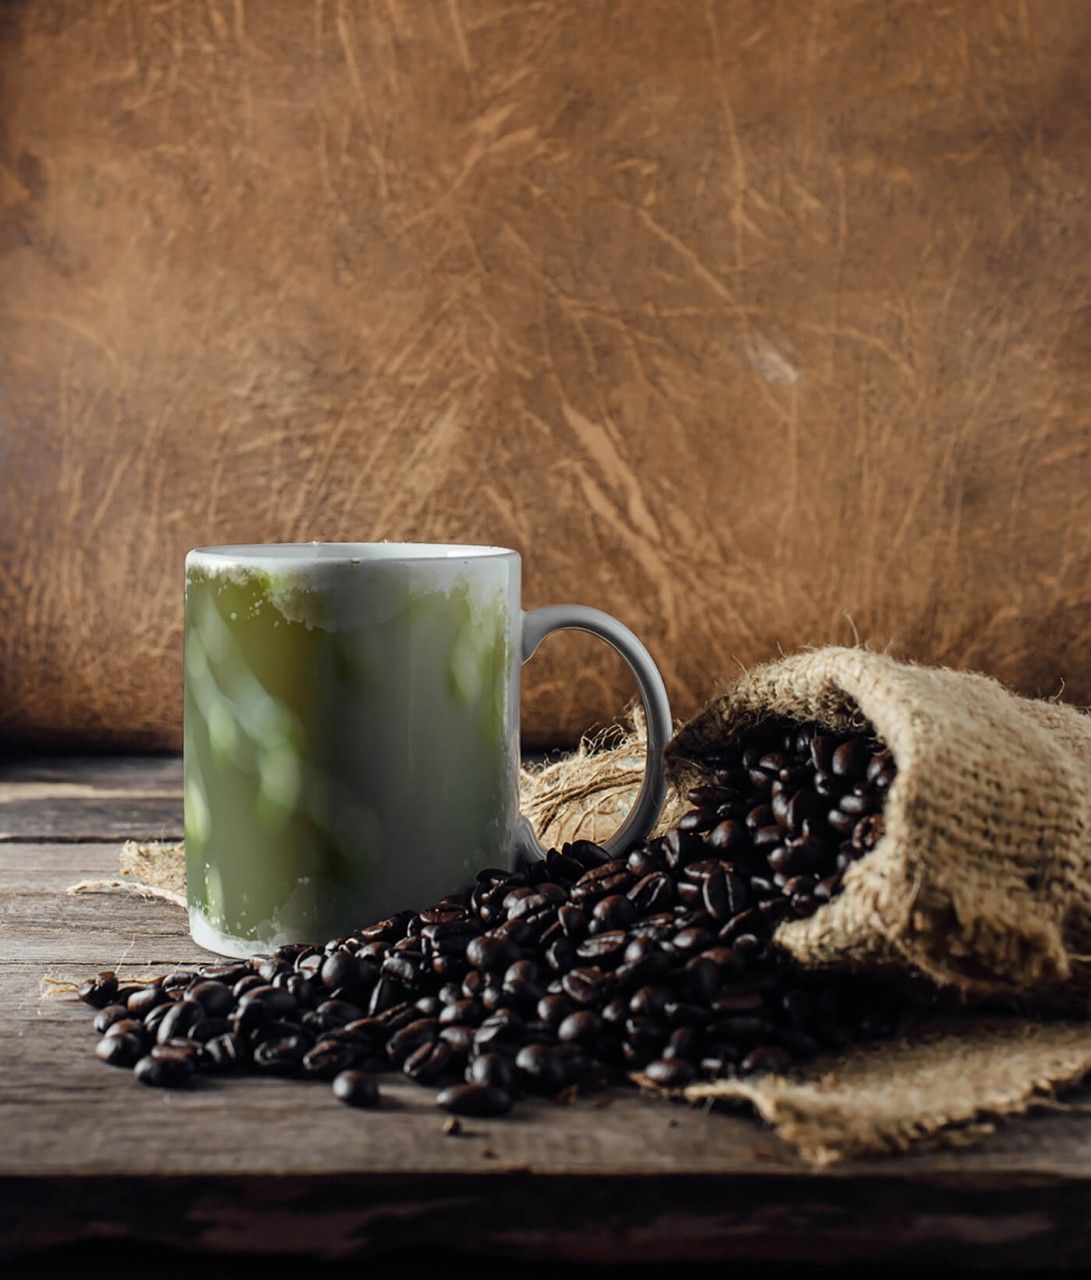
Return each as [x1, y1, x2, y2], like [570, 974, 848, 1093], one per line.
[6, 760, 1091, 1263]
[0, 0, 1089, 750]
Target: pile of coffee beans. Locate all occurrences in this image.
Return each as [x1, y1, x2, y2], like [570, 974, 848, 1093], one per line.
[78, 719, 900, 1118]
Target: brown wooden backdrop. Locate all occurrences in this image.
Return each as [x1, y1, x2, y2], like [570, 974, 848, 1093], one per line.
[1, 0, 1089, 750]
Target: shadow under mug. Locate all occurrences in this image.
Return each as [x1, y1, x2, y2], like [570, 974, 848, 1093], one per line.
[184, 542, 671, 957]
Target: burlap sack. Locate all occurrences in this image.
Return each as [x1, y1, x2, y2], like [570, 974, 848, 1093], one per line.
[666, 647, 1091, 1008]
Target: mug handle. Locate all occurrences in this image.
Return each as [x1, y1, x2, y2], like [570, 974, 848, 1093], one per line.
[516, 605, 672, 862]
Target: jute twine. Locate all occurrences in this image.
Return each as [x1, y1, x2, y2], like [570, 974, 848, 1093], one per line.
[59, 650, 1091, 1162]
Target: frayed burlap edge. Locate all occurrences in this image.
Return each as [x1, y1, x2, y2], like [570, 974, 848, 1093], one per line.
[68, 839, 186, 907]
[636, 1016, 1091, 1165]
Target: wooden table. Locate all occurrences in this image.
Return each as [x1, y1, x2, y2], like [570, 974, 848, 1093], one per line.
[3, 755, 1091, 1269]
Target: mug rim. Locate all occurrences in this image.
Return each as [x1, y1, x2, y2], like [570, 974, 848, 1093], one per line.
[187, 541, 519, 565]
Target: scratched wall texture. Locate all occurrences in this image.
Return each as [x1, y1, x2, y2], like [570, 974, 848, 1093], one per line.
[1, 0, 1089, 750]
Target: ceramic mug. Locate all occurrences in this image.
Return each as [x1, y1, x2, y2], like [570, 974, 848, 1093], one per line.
[184, 543, 671, 957]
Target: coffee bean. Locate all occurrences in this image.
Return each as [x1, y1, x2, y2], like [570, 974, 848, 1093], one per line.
[386, 1018, 439, 1065]
[663, 1026, 699, 1062]
[465, 935, 518, 973]
[155, 999, 203, 1043]
[95, 1032, 143, 1066]
[561, 967, 613, 1006]
[643, 1058, 695, 1087]
[92, 1004, 130, 1034]
[332, 1070, 380, 1108]
[404, 1039, 454, 1083]
[133, 1053, 192, 1088]
[77, 971, 119, 1009]
[126, 985, 169, 1018]
[467, 1052, 515, 1091]
[203, 1033, 246, 1071]
[741, 1045, 795, 1075]
[707, 819, 749, 855]
[557, 1010, 602, 1045]
[252, 1036, 308, 1075]
[576, 931, 628, 963]
[437, 1082, 512, 1117]
[564, 839, 612, 870]
[514, 1043, 567, 1094]
[830, 739, 866, 779]
[151, 1038, 205, 1066]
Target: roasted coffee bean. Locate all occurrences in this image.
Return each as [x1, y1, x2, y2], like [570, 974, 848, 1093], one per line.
[367, 976, 408, 1015]
[403, 1039, 454, 1083]
[202, 1033, 246, 1071]
[627, 872, 674, 914]
[557, 904, 589, 940]
[439, 1025, 475, 1058]
[133, 1053, 192, 1088]
[467, 1052, 515, 1092]
[386, 1018, 439, 1065]
[93, 1004, 130, 1034]
[677, 808, 720, 834]
[546, 937, 579, 974]
[440, 998, 483, 1027]
[672, 926, 713, 953]
[576, 931, 628, 963]
[188, 1017, 230, 1044]
[707, 819, 749, 855]
[514, 1043, 567, 1094]
[139, 1003, 173, 1041]
[663, 827, 702, 868]
[187, 980, 234, 1018]
[570, 867, 632, 904]
[643, 1058, 695, 1087]
[102, 1017, 146, 1043]
[78, 971, 119, 1009]
[831, 739, 867, 780]
[238, 984, 297, 1018]
[465, 935, 518, 973]
[557, 1009, 601, 1045]
[332, 1070, 381, 1107]
[126, 984, 169, 1018]
[232, 974, 265, 999]
[151, 1039, 205, 1067]
[198, 962, 251, 984]
[303, 1040, 360, 1079]
[741, 1045, 795, 1075]
[628, 985, 670, 1018]
[253, 1036, 308, 1075]
[562, 967, 613, 1006]
[701, 869, 749, 921]
[537, 993, 576, 1026]
[545, 852, 585, 883]
[95, 1032, 144, 1067]
[663, 1026, 699, 1062]
[564, 839, 612, 870]
[155, 999, 203, 1044]
[437, 1082, 512, 1117]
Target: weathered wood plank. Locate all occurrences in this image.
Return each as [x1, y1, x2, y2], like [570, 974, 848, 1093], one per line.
[0, 796, 183, 843]
[5, 1167, 1091, 1267]
[0, 754, 183, 792]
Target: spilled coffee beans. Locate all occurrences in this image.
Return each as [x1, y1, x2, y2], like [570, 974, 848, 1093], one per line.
[78, 719, 899, 1119]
